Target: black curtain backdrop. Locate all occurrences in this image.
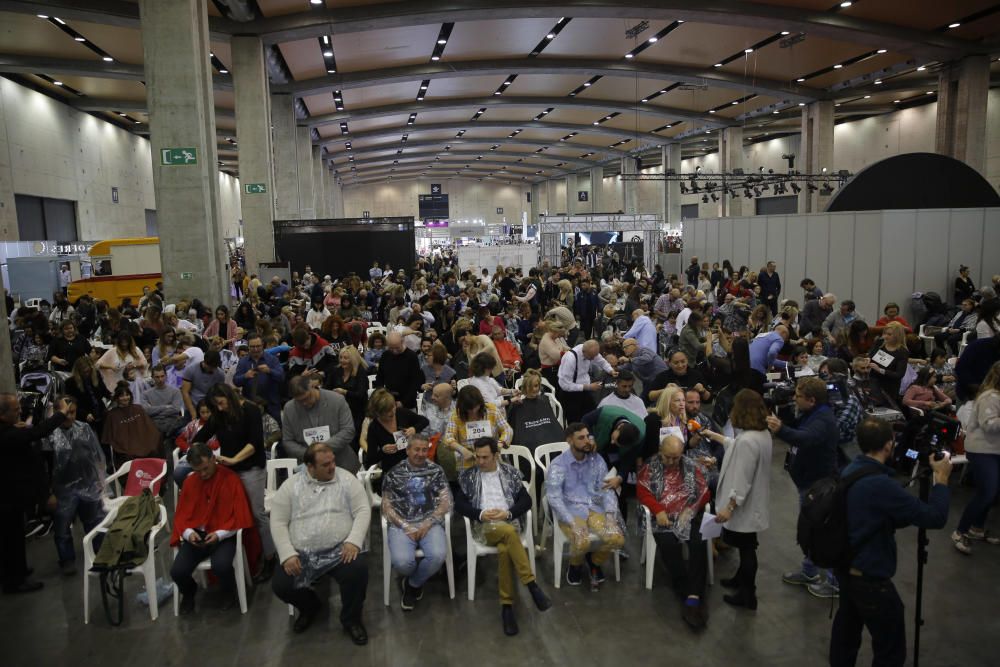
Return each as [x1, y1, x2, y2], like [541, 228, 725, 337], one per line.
[274, 217, 416, 277]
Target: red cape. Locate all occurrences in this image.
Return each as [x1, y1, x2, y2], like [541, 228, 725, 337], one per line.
[170, 465, 255, 547]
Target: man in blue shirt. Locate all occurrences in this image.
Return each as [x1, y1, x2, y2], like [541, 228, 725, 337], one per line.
[233, 333, 285, 421]
[767, 376, 841, 598]
[622, 308, 658, 354]
[830, 417, 951, 667]
[748, 325, 789, 374]
[546, 422, 625, 588]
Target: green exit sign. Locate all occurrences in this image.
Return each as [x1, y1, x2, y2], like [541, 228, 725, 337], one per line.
[180, 272, 193, 280]
[160, 147, 198, 165]
[245, 183, 267, 194]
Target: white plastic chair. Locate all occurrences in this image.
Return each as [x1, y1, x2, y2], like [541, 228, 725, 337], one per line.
[533, 442, 568, 547]
[265, 458, 298, 513]
[83, 502, 168, 623]
[105, 458, 168, 509]
[171, 449, 184, 511]
[171, 528, 253, 615]
[545, 392, 565, 427]
[638, 504, 714, 590]
[381, 512, 455, 606]
[501, 445, 538, 537]
[464, 489, 536, 600]
[366, 326, 387, 339]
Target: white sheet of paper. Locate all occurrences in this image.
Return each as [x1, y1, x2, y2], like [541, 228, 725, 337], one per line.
[872, 349, 894, 368]
[393, 430, 409, 450]
[794, 367, 816, 378]
[466, 420, 492, 443]
[302, 425, 331, 445]
[700, 512, 723, 539]
[659, 426, 684, 442]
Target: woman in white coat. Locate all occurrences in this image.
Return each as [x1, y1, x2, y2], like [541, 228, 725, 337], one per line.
[700, 388, 773, 610]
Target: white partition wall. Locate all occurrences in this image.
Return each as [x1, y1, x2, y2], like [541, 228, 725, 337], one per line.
[683, 208, 1000, 322]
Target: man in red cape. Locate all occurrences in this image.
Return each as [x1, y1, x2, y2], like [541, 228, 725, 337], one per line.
[170, 442, 256, 614]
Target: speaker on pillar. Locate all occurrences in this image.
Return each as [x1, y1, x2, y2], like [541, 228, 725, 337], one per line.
[635, 158, 643, 172]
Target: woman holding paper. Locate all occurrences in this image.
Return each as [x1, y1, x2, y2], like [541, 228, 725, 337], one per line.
[365, 388, 429, 484]
[441, 385, 512, 482]
[700, 389, 773, 611]
[869, 321, 910, 400]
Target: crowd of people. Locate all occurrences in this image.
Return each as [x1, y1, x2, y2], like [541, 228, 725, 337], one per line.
[3, 244, 999, 663]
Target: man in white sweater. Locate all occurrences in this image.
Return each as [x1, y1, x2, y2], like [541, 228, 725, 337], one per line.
[270, 442, 371, 643]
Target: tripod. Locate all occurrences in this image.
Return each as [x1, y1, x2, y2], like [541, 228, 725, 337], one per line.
[907, 462, 933, 667]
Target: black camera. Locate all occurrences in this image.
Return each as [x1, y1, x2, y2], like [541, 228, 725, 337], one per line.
[763, 380, 797, 422]
[893, 409, 960, 469]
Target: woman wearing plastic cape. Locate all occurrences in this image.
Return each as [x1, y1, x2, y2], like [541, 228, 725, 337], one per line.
[44, 396, 108, 576]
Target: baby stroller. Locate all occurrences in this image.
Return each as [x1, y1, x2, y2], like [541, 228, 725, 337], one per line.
[18, 370, 65, 424]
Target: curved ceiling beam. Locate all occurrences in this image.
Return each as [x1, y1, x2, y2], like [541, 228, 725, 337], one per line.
[0, 54, 233, 90]
[347, 159, 566, 175]
[317, 120, 668, 148]
[338, 165, 539, 181]
[333, 150, 594, 168]
[323, 137, 629, 158]
[343, 174, 527, 187]
[248, 0, 976, 62]
[273, 58, 820, 103]
[304, 96, 728, 129]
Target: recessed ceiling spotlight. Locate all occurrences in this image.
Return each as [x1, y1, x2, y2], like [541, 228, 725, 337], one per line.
[731, 100, 738, 105]
[796, 77, 805, 82]
[798, 102, 805, 106]
[431, 55, 440, 61]
[624, 53, 634, 59]
[53, 80, 63, 86]
[583, 82, 591, 86]
[926, 91, 934, 95]
[641, 98, 648, 102]
[546, 33, 555, 39]
[420, 85, 427, 90]
[840, 1, 852, 7]
[74, 36, 86, 42]
[709, 109, 716, 113]
[327, 69, 335, 73]
[744, 48, 753, 54]
[877, 49, 887, 54]
[893, 99, 901, 103]
[437, 38, 447, 45]
[648, 37, 658, 43]
[874, 79, 882, 85]
[772, 110, 779, 114]
[948, 22, 960, 28]
[781, 31, 790, 35]
[323, 50, 333, 57]
[713, 63, 722, 68]
[917, 65, 926, 71]
[103, 56, 113, 62]
[833, 64, 843, 69]
[863, 94, 871, 99]
[219, 69, 228, 74]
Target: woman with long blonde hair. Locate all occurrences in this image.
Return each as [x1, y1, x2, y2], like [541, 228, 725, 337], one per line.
[325, 345, 369, 442]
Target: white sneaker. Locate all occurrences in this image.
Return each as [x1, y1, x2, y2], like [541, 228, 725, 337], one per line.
[952, 531, 972, 555]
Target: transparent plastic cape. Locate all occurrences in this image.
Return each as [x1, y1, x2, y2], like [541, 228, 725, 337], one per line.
[294, 545, 344, 589]
[381, 461, 452, 530]
[638, 456, 709, 541]
[45, 421, 107, 501]
[546, 453, 626, 544]
[458, 463, 525, 535]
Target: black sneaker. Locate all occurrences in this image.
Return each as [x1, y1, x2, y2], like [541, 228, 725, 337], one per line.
[565, 564, 583, 586]
[252, 556, 276, 585]
[179, 593, 195, 615]
[400, 578, 416, 611]
[527, 581, 552, 611]
[585, 555, 607, 583]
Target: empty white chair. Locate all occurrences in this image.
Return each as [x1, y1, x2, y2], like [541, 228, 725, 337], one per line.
[638, 504, 714, 590]
[464, 486, 536, 600]
[105, 458, 168, 509]
[381, 513, 455, 606]
[545, 392, 565, 427]
[171, 528, 253, 615]
[83, 502, 168, 623]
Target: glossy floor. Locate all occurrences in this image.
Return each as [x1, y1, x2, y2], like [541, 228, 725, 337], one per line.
[2, 453, 997, 667]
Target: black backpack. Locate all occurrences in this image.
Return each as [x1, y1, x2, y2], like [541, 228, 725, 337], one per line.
[796, 467, 883, 570]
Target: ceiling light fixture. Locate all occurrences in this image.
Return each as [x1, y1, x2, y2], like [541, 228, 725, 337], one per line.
[624, 53, 634, 58]
[36, 14, 48, 18]
[219, 69, 228, 74]
[431, 55, 440, 61]
[833, 64, 843, 69]
[894, 99, 901, 103]
[53, 80, 63, 86]
[74, 36, 86, 42]
[917, 65, 926, 71]
[327, 69, 335, 73]
[53, 17, 65, 25]
[648, 36, 658, 43]
[781, 31, 790, 35]
[744, 48, 753, 54]
[713, 63, 722, 68]
[437, 38, 447, 45]
[874, 79, 882, 84]
[103, 56, 113, 62]
[546, 33, 555, 39]
[796, 77, 805, 82]
[863, 94, 871, 99]
[798, 102, 805, 106]
[877, 49, 887, 54]
[948, 22, 960, 28]
[310, 0, 322, 5]
[840, 1, 852, 7]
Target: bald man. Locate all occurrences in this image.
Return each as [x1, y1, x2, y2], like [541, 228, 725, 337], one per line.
[1, 394, 68, 594]
[622, 308, 658, 354]
[558, 339, 617, 423]
[374, 331, 424, 410]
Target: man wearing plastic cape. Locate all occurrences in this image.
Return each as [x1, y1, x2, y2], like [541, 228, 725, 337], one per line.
[637, 435, 712, 630]
[455, 436, 552, 636]
[545, 422, 626, 589]
[382, 433, 452, 612]
[44, 396, 107, 577]
[270, 442, 371, 644]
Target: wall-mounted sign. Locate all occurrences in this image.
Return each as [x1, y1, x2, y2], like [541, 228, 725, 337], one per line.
[32, 241, 96, 256]
[245, 183, 267, 194]
[160, 147, 198, 165]
[180, 272, 194, 280]
[578, 191, 589, 202]
[111, 186, 119, 203]
[430, 183, 442, 194]
[496, 207, 503, 214]
[362, 210, 370, 218]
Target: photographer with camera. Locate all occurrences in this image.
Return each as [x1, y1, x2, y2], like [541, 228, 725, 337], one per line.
[767, 377, 842, 598]
[830, 417, 951, 667]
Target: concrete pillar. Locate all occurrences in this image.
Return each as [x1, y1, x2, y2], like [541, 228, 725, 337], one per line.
[333, 179, 344, 218]
[660, 143, 682, 229]
[621, 157, 638, 214]
[296, 127, 316, 218]
[565, 173, 578, 215]
[530, 183, 541, 223]
[271, 94, 300, 220]
[935, 55, 990, 175]
[313, 146, 328, 217]
[589, 166, 605, 213]
[718, 127, 744, 217]
[139, 0, 227, 306]
[231, 35, 275, 278]
[545, 180, 557, 214]
[798, 100, 834, 213]
[321, 166, 334, 218]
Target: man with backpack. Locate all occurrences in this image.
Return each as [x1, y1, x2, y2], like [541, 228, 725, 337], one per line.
[829, 417, 951, 667]
[766, 377, 842, 599]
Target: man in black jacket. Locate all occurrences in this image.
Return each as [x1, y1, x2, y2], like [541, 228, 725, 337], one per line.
[766, 377, 842, 599]
[0, 394, 67, 594]
[831, 417, 951, 667]
[758, 261, 781, 315]
[374, 331, 423, 410]
[454, 437, 551, 636]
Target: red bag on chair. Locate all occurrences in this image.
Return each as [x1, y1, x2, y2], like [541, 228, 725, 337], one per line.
[122, 458, 166, 497]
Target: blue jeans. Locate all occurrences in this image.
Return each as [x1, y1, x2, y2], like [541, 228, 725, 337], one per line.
[958, 452, 1000, 533]
[53, 489, 106, 564]
[798, 488, 838, 587]
[387, 522, 447, 588]
[174, 461, 193, 487]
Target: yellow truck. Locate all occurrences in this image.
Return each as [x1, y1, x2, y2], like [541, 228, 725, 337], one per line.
[67, 237, 161, 304]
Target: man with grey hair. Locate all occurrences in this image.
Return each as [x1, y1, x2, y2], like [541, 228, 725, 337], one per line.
[558, 339, 617, 423]
[374, 330, 423, 410]
[622, 308, 657, 354]
[271, 442, 371, 642]
[281, 375, 358, 471]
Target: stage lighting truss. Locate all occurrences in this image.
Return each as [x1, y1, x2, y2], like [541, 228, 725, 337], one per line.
[620, 170, 851, 198]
